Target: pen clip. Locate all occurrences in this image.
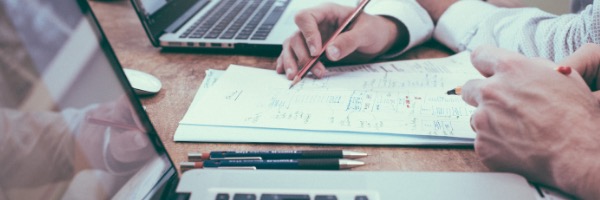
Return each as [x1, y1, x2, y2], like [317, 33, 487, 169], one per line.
[215, 166, 257, 170]
[211, 157, 263, 160]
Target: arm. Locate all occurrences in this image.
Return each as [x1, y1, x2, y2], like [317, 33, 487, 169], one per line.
[431, 1, 600, 62]
[461, 45, 600, 199]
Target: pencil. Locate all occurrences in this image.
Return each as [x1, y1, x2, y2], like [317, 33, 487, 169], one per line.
[446, 66, 572, 95]
[289, 0, 371, 89]
[446, 87, 462, 95]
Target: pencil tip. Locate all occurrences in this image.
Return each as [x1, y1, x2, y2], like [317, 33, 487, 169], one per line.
[446, 89, 456, 95]
[289, 77, 300, 89]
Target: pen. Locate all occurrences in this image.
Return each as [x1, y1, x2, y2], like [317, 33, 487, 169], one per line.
[188, 150, 368, 161]
[86, 116, 140, 131]
[446, 66, 573, 95]
[180, 159, 364, 170]
[289, 0, 371, 89]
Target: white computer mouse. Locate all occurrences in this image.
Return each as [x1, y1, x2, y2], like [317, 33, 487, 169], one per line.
[123, 68, 162, 95]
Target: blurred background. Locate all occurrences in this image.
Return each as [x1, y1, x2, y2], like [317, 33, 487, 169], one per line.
[523, 0, 570, 14]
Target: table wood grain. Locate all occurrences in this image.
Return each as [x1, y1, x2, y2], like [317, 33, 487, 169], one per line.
[88, 0, 488, 174]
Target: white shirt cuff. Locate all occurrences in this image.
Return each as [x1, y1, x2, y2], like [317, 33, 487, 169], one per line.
[434, 1, 500, 52]
[365, 0, 434, 57]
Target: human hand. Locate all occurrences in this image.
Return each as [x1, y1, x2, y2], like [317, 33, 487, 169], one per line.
[559, 43, 600, 100]
[461, 45, 600, 199]
[276, 3, 405, 80]
[75, 96, 154, 174]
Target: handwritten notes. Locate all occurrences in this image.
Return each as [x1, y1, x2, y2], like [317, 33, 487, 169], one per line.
[180, 52, 480, 139]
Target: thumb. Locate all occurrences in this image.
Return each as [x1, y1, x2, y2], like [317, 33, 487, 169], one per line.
[558, 43, 600, 89]
[326, 31, 361, 61]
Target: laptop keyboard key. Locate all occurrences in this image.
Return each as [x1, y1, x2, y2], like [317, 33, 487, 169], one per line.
[260, 194, 310, 200]
[233, 193, 257, 200]
[355, 195, 369, 200]
[315, 195, 338, 200]
[216, 193, 230, 200]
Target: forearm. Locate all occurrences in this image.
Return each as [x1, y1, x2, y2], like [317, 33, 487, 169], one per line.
[435, 1, 600, 62]
[580, 162, 600, 199]
[556, 150, 600, 199]
[552, 114, 600, 199]
[365, 0, 434, 57]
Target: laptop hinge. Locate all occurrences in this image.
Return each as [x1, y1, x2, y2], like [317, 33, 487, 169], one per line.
[165, 0, 210, 33]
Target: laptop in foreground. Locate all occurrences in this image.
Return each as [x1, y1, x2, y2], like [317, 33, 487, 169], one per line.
[130, 0, 353, 54]
[0, 0, 556, 199]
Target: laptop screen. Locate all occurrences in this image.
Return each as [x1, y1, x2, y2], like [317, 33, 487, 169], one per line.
[0, 0, 175, 199]
[131, 0, 205, 46]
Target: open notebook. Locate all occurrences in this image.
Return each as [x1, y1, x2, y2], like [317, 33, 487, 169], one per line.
[176, 52, 480, 145]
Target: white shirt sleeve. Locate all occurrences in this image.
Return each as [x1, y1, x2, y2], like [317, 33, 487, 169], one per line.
[435, 0, 600, 62]
[364, 0, 434, 57]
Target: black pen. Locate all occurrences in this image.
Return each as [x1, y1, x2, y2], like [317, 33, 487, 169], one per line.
[180, 159, 364, 170]
[188, 150, 368, 161]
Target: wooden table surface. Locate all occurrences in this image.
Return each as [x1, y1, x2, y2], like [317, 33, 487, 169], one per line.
[88, 0, 488, 174]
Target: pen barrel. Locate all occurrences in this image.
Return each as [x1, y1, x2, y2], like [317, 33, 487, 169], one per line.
[300, 150, 343, 159]
[204, 160, 299, 169]
[203, 159, 340, 170]
[297, 159, 339, 170]
[212, 150, 344, 159]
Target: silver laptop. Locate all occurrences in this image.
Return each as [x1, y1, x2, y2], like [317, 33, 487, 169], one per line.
[130, 0, 353, 53]
[0, 0, 563, 199]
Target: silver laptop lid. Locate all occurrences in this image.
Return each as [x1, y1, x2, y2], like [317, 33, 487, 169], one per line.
[0, 0, 177, 199]
[131, 0, 208, 46]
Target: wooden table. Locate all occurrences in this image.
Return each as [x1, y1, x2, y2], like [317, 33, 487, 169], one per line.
[89, 0, 488, 174]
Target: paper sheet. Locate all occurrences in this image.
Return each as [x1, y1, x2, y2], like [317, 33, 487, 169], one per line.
[177, 52, 481, 144]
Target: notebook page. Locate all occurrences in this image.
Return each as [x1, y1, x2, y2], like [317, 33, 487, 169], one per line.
[180, 52, 480, 139]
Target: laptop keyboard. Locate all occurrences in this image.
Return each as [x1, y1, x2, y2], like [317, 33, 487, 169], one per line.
[180, 0, 290, 40]
[215, 193, 370, 200]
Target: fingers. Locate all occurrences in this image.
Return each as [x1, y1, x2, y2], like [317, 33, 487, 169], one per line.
[276, 56, 284, 74]
[310, 61, 327, 78]
[278, 32, 304, 79]
[558, 43, 600, 87]
[277, 32, 328, 80]
[470, 45, 526, 77]
[294, 5, 336, 56]
[294, 11, 322, 56]
[460, 79, 486, 107]
[294, 4, 352, 57]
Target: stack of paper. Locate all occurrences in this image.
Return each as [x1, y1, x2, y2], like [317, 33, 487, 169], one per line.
[175, 52, 482, 145]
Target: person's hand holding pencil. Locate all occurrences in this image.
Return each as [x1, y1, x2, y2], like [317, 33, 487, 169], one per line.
[276, 0, 409, 84]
